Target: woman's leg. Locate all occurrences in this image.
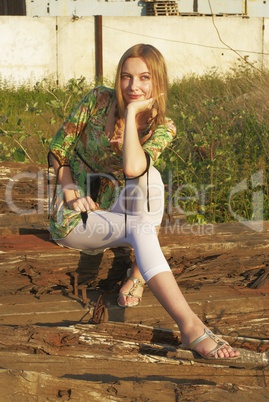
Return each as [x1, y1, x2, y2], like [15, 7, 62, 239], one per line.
[112, 166, 164, 306]
[111, 166, 164, 222]
[119, 170, 239, 357]
[147, 272, 240, 358]
[56, 169, 239, 358]
[57, 212, 239, 358]
[118, 223, 162, 306]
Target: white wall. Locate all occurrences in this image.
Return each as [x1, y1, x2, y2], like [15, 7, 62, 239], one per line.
[101, 16, 267, 83]
[57, 16, 95, 85]
[26, 0, 145, 17]
[0, 15, 268, 87]
[25, 0, 269, 18]
[0, 17, 56, 86]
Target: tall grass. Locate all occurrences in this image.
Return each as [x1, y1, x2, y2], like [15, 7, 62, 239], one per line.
[0, 77, 89, 162]
[1, 69, 268, 223]
[158, 67, 269, 223]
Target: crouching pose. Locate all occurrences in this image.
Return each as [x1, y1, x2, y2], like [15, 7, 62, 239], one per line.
[48, 44, 239, 360]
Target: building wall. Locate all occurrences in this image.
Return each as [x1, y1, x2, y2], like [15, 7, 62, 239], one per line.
[1, 1, 269, 18]
[0, 17, 56, 86]
[0, 15, 268, 87]
[26, 0, 145, 17]
[24, 0, 269, 18]
[0, 0, 26, 15]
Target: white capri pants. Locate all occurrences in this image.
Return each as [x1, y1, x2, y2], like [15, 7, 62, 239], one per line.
[56, 167, 171, 282]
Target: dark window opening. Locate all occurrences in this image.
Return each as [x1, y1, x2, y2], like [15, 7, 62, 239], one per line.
[0, 0, 26, 15]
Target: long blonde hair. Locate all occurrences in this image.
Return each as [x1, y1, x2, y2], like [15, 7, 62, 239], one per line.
[111, 44, 168, 153]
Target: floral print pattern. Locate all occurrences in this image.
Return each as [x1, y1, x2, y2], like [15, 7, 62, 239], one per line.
[49, 86, 176, 239]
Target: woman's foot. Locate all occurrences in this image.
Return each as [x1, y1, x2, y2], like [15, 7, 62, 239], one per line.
[145, 271, 240, 360]
[181, 324, 240, 359]
[117, 266, 145, 308]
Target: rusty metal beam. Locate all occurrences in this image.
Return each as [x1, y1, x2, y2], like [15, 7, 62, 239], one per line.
[94, 15, 103, 84]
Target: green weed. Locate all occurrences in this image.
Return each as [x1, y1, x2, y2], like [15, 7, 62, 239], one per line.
[157, 68, 269, 223]
[1, 70, 268, 223]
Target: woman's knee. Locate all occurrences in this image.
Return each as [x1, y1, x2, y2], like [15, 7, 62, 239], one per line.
[131, 167, 164, 221]
[137, 166, 163, 189]
[112, 167, 164, 218]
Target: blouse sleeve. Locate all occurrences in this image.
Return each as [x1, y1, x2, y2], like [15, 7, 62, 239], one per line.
[49, 89, 98, 166]
[142, 117, 177, 165]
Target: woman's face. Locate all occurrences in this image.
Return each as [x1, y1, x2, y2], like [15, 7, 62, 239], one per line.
[120, 57, 153, 105]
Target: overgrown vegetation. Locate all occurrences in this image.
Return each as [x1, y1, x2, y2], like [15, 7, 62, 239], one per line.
[0, 77, 89, 163]
[1, 68, 268, 224]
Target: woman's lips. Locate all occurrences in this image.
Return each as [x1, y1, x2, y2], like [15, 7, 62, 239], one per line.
[128, 94, 142, 100]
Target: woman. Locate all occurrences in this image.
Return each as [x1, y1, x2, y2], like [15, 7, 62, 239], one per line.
[48, 44, 239, 359]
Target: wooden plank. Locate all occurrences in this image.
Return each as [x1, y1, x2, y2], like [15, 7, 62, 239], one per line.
[0, 365, 268, 402]
[146, 1, 179, 16]
[1, 161, 269, 400]
[0, 323, 268, 371]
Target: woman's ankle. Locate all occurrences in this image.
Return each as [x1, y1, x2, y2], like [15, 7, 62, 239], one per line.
[178, 316, 206, 344]
[129, 264, 144, 282]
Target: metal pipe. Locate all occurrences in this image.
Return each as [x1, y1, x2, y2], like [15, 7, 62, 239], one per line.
[94, 15, 103, 84]
[243, 0, 248, 16]
[3, 0, 8, 15]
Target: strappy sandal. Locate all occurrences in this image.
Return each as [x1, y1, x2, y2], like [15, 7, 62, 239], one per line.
[117, 269, 145, 308]
[180, 328, 240, 360]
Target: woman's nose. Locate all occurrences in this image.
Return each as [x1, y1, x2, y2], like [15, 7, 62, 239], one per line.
[130, 77, 139, 90]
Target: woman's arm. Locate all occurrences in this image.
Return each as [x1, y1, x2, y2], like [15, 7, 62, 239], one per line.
[50, 153, 98, 212]
[123, 94, 165, 178]
[123, 106, 148, 178]
[123, 96, 158, 177]
[49, 89, 109, 212]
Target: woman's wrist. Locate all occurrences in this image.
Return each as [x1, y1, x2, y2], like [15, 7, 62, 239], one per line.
[64, 188, 78, 204]
[125, 105, 136, 119]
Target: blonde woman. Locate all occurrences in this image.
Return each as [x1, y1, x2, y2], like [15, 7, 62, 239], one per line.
[48, 44, 239, 360]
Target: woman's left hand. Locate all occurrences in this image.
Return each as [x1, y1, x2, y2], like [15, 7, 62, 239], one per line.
[67, 196, 99, 212]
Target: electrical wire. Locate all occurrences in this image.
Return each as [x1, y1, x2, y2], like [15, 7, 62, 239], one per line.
[207, 0, 264, 73]
[80, 15, 269, 57]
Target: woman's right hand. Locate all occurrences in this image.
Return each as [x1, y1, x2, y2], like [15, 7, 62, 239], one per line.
[67, 195, 99, 212]
[126, 93, 164, 116]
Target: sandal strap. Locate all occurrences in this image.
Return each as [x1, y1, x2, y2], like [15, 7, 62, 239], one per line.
[118, 291, 142, 300]
[189, 328, 228, 350]
[128, 276, 144, 297]
[181, 328, 238, 360]
[118, 270, 145, 300]
[205, 342, 228, 359]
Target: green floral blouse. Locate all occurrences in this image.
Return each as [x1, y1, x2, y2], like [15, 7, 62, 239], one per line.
[49, 85, 176, 240]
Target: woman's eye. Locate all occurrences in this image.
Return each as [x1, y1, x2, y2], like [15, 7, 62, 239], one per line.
[141, 75, 150, 80]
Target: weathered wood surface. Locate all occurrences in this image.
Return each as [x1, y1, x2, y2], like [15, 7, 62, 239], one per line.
[0, 162, 269, 401]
